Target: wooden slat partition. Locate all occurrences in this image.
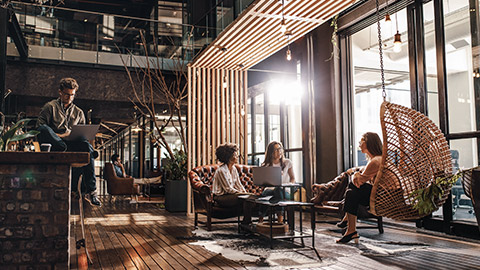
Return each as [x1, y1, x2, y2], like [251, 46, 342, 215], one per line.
[187, 66, 248, 214]
[190, 0, 356, 70]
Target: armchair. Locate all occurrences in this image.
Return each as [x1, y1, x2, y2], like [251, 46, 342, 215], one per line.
[189, 164, 263, 231]
[311, 172, 384, 233]
[104, 163, 140, 202]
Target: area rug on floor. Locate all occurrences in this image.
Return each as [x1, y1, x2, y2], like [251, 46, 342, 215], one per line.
[187, 228, 429, 269]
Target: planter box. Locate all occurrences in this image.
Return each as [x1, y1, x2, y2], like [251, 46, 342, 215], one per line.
[165, 180, 187, 212]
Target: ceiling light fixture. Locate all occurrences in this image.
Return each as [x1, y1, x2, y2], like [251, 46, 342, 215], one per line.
[280, 0, 288, 34]
[384, 0, 391, 30]
[393, 12, 401, 53]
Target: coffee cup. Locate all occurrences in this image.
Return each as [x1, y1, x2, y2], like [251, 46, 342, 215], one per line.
[40, 143, 52, 152]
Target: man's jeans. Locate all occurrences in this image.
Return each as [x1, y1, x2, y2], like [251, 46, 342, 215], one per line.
[37, 125, 97, 193]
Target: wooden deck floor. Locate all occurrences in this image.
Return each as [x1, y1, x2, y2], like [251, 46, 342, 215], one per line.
[70, 197, 480, 269]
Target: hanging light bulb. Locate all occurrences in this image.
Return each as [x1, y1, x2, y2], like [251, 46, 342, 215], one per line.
[280, 18, 287, 34]
[393, 31, 402, 53]
[286, 47, 292, 61]
[384, 13, 392, 31]
[223, 75, 228, 88]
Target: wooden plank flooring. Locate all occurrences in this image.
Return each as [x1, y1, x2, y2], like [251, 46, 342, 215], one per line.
[70, 197, 480, 269]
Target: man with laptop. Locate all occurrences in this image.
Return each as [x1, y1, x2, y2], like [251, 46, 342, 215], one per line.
[37, 77, 101, 206]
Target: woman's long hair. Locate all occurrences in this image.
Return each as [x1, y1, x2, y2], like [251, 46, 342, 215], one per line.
[363, 132, 383, 159]
[262, 141, 285, 170]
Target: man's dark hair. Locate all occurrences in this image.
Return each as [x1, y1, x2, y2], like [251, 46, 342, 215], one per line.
[59, 78, 79, 91]
[215, 143, 238, 164]
[111, 154, 120, 163]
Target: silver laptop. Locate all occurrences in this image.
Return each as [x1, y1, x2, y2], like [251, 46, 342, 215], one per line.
[65, 124, 100, 141]
[252, 167, 282, 186]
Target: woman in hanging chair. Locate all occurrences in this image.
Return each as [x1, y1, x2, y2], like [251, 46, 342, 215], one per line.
[336, 132, 383, 244]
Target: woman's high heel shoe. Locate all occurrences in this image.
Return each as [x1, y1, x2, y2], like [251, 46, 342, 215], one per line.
[336, 231, 359, 244]
[336, 220, 348, 229]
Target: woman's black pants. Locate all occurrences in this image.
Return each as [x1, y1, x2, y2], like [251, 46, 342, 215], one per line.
[343, 182, 372, 216]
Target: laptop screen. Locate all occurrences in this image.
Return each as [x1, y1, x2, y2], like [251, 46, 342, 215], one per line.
[252, 167, 282, 186]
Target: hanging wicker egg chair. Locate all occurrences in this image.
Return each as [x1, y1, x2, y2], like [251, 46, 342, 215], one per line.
[369, 101, 453, 220]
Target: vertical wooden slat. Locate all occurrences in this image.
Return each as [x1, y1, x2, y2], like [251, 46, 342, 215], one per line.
[243, 70, 248, 164]
[229, 70, 235, 144]
[216, 69, 221, 152]
[206, 68, 212, 164]
[202, 68, 207, 165]
[191, 67, 196, 169]
[235, 70, 240, 147]
[196, 68, 201, 168]
[211, 69, 216, 164]
[224, 69, 230, 143]
[187, 66, 192, 214]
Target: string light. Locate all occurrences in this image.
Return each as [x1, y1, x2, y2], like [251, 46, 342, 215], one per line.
[286, 46, 292, 61]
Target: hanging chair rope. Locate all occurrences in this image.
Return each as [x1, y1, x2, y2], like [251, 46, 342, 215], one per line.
[369, 0, 453, 220]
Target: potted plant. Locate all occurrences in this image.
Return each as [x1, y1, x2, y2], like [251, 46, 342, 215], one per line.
[0, 116, 39, 151]
[163, 149, 187, 212]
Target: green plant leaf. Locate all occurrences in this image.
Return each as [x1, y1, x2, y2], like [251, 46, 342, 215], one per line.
[10, 130, 40, 142]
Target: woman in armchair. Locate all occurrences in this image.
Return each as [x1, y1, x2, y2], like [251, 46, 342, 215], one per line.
[336, 132, 383, 244]
[212, 143, 254, 224]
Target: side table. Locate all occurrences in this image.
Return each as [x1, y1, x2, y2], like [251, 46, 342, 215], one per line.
[238, 197, 320, 260]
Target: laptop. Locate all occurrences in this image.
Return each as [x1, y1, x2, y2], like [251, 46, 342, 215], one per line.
[252, 166, 282, 186]
[64, 124, 100, 141]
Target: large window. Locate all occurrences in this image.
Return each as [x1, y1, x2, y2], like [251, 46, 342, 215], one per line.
[247, 71, 304, 184]
[350, 8, 411, 166]
[344, 0, 480, 233]
[442, 0, 478, 222]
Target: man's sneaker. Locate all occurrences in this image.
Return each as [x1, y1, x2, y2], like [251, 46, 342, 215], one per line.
[85, 192, 101, 206]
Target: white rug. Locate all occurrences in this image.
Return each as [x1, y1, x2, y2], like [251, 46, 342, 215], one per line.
[188, 228, 429, 269]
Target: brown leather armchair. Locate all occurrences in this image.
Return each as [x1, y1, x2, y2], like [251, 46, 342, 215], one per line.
[104, 163, 140, 201]
[311, 172, 384, 233]
[189, 164, 263, 231]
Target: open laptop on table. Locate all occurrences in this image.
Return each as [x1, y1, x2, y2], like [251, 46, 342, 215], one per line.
[252, 166, 282, 187]
[64, 124, 100, 141]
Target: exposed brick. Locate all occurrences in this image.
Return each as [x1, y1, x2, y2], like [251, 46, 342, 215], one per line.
[20, 203, 32, 212]
[53, 189, 68, 200]
[54, 239, 68, 249]
[6, 202, 16, 211]
[21, 252, 33, 262]
[41, 225, 59, 237]
[18, 214, 49, 225]
[2, 253, 13, 263]
[1, 240, 14, 250]
[30, 190, 42, 200]
[53, 214, 68, 225]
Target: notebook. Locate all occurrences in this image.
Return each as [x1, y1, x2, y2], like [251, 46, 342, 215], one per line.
[64, 124, 100, 141]
[252, 166, 282, 186]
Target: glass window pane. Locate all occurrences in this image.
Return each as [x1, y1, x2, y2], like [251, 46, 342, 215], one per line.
[254, 94, 265, 153]
[287, 151, 303, 184]
[267, 92, 281, 143]
[351, 8, 410, 166]
[450, 138, 478, 223]
[444, 0, 477, 133]
[424, 1, 440, 126]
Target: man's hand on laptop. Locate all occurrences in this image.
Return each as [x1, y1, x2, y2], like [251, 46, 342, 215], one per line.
[57, 130, 71, 138]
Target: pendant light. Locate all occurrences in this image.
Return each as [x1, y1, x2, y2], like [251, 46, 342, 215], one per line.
[393, 12, 402, 53]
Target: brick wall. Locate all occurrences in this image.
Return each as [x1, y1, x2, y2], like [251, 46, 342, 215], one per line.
[0, 163, 71, 269]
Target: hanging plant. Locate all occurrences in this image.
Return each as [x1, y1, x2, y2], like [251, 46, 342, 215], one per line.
[409, 168, 473, 215]
[327, 14, 339, 61]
